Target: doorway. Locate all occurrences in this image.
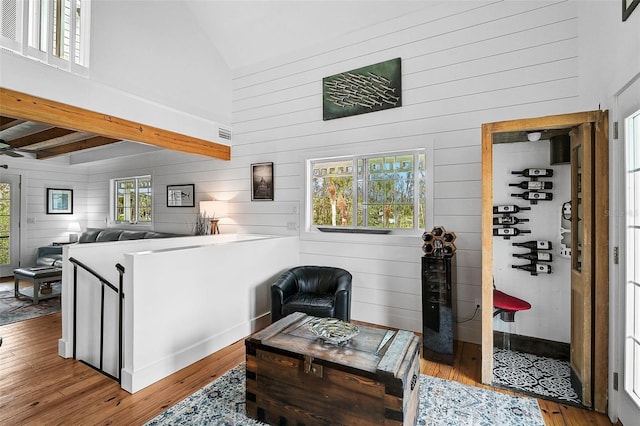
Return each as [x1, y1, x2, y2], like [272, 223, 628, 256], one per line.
[481, 110, 609, 413]
[0, 172, 21, 277]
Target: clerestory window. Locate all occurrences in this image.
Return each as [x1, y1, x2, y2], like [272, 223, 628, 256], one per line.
[1, 0, 91, 74]
[309, 150, 429, 232]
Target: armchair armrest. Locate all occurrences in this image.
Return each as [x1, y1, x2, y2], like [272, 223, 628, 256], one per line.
[333, 271, 352, 322]
[271, 269, 299, 322]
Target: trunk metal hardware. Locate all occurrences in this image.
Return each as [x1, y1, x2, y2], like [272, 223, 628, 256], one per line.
[304, 356, 323, 378]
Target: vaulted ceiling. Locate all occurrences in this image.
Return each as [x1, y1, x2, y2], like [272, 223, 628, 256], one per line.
[186, 1, 431, 70]
[0, 1, 432, 161]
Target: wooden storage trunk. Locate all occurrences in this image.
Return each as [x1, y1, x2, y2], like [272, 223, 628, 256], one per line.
[245, 312, 420, 425]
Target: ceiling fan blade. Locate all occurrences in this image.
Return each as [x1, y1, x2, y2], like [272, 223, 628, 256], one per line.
[0, 150, 24, 157]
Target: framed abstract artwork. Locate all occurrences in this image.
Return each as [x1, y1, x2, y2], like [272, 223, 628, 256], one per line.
[47, 188, 73, 214]
[323, 58, 402, 120]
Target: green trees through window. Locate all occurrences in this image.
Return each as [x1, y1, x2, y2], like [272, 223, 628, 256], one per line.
[115, 176, 152, 224]
[0, 183, 9, 264]
[311, 151, 426, 230]
[2, 0, 91, 71]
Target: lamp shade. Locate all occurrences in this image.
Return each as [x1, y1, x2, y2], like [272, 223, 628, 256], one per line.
[67, 222, 81, 243]
[67, 222, 81, 233]
[200, 200, 228, 219]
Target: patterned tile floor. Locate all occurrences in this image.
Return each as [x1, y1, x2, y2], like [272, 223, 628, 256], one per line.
[493, 347, 582, 406]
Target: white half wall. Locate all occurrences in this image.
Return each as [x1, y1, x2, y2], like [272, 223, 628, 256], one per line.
[58, 234, 299, 393]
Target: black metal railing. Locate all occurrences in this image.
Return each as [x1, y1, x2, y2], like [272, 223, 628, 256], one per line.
[69, 257, 125, 383]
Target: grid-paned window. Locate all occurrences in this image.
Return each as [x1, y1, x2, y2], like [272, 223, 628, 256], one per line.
[0, 183, 10, 264]
[114, 176, 152, 224]
[310, 150, 426, 231]
[2, 0, 90, 72]
[625, 108, 640, 407]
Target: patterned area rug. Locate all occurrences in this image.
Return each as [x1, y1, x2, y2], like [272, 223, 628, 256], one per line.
[493, 348, 581, 406]
[0, 282, 61, 326]
[146, 364, 544, 426]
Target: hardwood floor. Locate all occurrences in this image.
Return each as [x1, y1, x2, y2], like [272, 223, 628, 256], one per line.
[0, 313, 614, 425]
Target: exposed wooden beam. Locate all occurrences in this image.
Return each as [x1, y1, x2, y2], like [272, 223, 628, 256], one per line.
[486, 111, 602, 133]
[0, 88, 231, 160]
[8, 127, 77, 148]
[0, 115, 25, 131]
[37, 136, 121, 158]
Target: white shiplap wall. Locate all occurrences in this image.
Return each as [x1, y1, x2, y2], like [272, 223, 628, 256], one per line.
[229, 1, 581, 342]
[61, 1, 584, 344]
[0, 158, 90, 267]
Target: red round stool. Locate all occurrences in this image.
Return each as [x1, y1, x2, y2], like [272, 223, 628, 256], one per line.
[493, 289, 531, 322]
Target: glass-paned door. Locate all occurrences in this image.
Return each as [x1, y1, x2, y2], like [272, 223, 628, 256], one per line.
[0, 174, 21, 277]
[624, 108, 640, 411]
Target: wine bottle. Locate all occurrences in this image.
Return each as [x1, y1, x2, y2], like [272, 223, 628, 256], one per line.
[493, 216, 529, 226]
[512, 263, 552, 275]
[511, 191, 553, 201]
[509, 181, 553, 190]
[512, 240, 552, 250]
[492, 228, 531, 237]
[493, 205, 532, 214]
[512, 251, 553, 262]
[442, 232, 456, 243]
[442, 245, 454, 256]
[511, 168, 554, 177]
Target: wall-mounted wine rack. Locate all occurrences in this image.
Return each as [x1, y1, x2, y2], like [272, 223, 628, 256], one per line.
[492, 205, 531, 239]
[510, 168, 554, 204]
[496, 167, 558, 277]
[511, 240, 553, 275]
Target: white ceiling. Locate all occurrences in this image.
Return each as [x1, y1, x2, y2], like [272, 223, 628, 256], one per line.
[184, 0, 434, 70]
[1, 1, 437, 164]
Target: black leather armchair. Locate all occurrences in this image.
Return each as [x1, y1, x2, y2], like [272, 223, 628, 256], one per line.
[271, 266, 352, 323]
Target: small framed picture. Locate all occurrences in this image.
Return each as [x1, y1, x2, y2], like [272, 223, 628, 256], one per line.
[167, 184, 195, 207]
[47, 188, 73, 214]
[251, 162, 274, 201]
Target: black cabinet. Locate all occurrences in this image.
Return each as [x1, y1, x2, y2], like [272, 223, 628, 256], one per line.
[422, 254, 456, 364]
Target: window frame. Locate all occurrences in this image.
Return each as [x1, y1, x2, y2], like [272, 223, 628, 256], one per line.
[307, 148, 433, 235]
[111, 175, 153, 226]
[1, 0, 90, 76]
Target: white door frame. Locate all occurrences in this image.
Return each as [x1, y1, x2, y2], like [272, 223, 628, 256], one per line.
[609, 72, 640, 424]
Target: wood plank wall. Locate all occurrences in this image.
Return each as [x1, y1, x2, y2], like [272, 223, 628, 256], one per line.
[227, 1, 580, 341]
[80, 1, 581, 343]
[0, 160, 89, 266]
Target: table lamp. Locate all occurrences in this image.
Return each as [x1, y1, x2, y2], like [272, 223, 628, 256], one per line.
[199, 201, 228, 234]
[67, 222, 81, 242]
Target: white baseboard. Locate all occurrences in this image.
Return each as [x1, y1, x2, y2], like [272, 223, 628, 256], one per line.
[121, 313, 270, 394]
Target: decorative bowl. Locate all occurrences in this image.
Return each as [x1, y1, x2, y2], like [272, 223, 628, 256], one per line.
[307, 317, 359, 345]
